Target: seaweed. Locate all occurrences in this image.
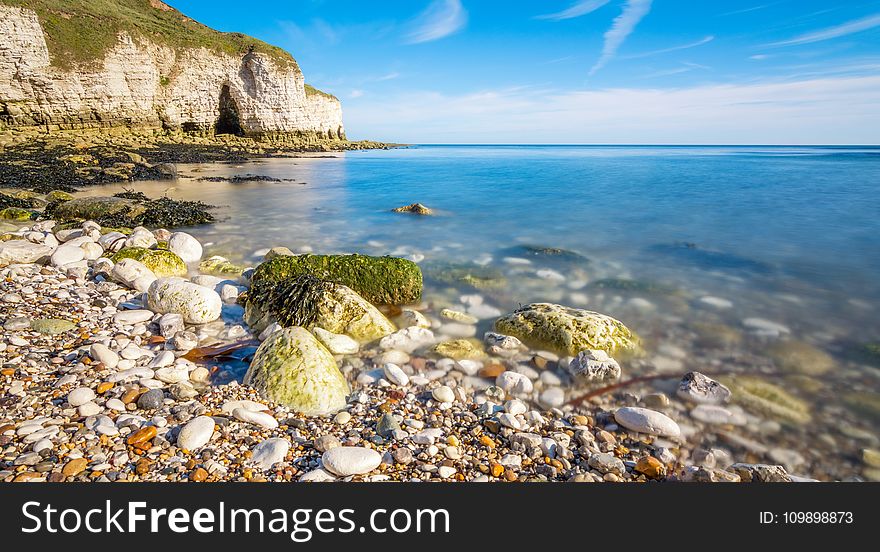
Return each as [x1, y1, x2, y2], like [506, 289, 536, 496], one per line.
[246, 274, 334, 328]
[0, 192, 34, 209]
[251, 253, 423, 305]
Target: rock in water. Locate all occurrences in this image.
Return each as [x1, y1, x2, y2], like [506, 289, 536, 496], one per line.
[391, 203, 433, 215]
[766, 340, 834, 376]
[0, 240, 54, 267]
[677, 372, 731, 404]
[244, 274, 395, 342]
[147, 277, 222, 324]
[719, 375, 811, 424]
[494, 303, 640, 357]
[249, 253, 422, 305]
[614, 407, 681, 439]
[568, 350, 621, 380]
[112, 248, 187, 277]
[199, 256, 246, 276]
[243, 327, 350, 415]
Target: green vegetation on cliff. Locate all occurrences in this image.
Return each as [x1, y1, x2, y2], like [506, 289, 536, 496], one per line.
[2, 0, 299, 70]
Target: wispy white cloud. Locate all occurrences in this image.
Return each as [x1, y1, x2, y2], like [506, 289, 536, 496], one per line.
[750, 54, 770, 60]
[375, 72, 401, 81]
[344, 75, 880, 144]
[589, 0, 654, 76]
[624, 35, 715, 59]
[536, 0, 610, 21]
[768, 12, 880, 46]
[350, 90, 365, 98]
[405, 0, 467, 44]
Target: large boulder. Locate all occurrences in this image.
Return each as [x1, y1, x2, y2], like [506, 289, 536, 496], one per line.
[0, 240, 54, 267]
[245, 274, 395, 343]
[243, 327, 350, 415]
[51, 196, 144, 221]
[168, 232, 203, 264]
[494, 303, 640, 357]
[147, 277, 222, 324]
[250, 253, 422, 305]
[112, 247, 187, 277]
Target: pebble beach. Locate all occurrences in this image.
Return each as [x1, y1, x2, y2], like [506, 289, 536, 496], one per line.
[2, 199, 877, 485]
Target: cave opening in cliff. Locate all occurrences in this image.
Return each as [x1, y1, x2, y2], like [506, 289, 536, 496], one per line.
[215, 85, 244, 136]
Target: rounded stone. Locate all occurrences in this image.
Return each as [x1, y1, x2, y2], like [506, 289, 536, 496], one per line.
[136, 389, 165, 410]
[321, 446, 382, 477]
[67, 387, 96, 407]
[432, 385, 455, 403]
[176, 416, 216, 451]
[614, 407, 681, 439]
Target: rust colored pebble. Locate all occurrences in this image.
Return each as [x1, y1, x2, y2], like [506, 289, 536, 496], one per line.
[479, 363, 505, 378]
[635, 456, 666, 479]
[0, 368, 15, 377]
[61, 458, 88, 477]
[126, 426, 157, 446]
[14, 472, 42, 482]
[121, 389, 140, 404]
[490, 463, 504, 478]
[503, 468, 518, 482]
[97, 382, 114, 394]
[190, 468, 208, 482]
[135, 459, 152, 475]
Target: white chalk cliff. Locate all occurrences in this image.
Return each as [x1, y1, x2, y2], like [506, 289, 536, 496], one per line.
[0, 3, 345, 139]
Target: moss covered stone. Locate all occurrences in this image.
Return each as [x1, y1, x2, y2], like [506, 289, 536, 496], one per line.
[245, 274, 395, 343]
[843, 392, 880, 422]
[494, 303, 641, 357]
[423, 261, 506, 290]
[720, 375, 811, 424]
[244, 327, 350, 415]
[251, 253, 422, 306]
[432, 339, 486, 360]
[31, 318, 76, 334]
[47, 190, 74, 202]
[199, 256, 246, 276]
[112, 247, 186, 277]
[52, 196, 144, 222]
[0, 207, 33, 221]
[767, 340, 834, 376]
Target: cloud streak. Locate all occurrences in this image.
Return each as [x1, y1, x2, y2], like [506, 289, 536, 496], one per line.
[624, 35, 715, 59]
[405, 0, 467, 44]
[589, 0, 654, 76]
[344, 75, 880, 144]
[536, 0, 610, 21]
[768, 12, 880, 47]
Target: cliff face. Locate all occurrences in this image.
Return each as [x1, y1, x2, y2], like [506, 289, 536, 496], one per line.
[0, 3, 345, 139]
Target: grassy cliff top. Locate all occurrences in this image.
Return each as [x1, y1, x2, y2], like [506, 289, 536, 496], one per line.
[2, 0, 300, 71]
[304, 84, 338, 101]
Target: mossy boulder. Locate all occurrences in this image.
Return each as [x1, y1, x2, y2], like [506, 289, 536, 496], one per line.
[494, 303, 641, 357]
[199, 255, 246, 276]
[30, 318, 76, 334]
[245, 274, 395, 343]
[111, 247, 187, 277]
[0, 207, 33, 221]
[244, 327, 350, 415]
[767, 340, 834, 376]
[251, 253, 422, 305]
[432, 338, 486, 360]
[392, 203, 433, 215]
[47, 190, 75, 202]
[52, 196, 145, 222]
[719, 375, 811, 424]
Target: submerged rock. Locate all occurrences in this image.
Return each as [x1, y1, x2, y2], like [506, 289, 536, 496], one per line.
[243, 327, 350, 415]
[199, 255, 246, 276]
[588, 278, 678, 295]
[244, 274, 396, 342]
[392, 203, 433, 215]
[423, 260, 506, 289]
[766, 340, 834, 376]
[147, 277, 222, 324]
[112, 247, 187, 277]
[498, 245, 588, 265]
[494, 303, 640, 357]
[720, 375, 811, 424]
[677, 372, 731, 404]
[250, 253, 422, 305]
[432, 338, 486, 360]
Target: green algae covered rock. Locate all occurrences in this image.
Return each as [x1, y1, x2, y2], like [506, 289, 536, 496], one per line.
[422, 260, 506, 290]
[767, 340, 834, 376]
[52, 196, 145, 222]
[844, 392, 880, 422]
[47, 190, 75, 202]
[720, 375, 811, 424]
[251, 253, 422, 305]
[0, 207, 33, 221]
[31, 318, 77, 335]
[244, 327, 350, 415]
[245, 274, 395, 343]
[199, 255, 247, 277]
[494, 303, 641, 357]
[111, 247, 187, 277]
[432, 338, 486, 360]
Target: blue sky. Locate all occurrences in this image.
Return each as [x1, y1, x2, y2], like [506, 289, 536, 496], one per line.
[167, 0, 880, 143]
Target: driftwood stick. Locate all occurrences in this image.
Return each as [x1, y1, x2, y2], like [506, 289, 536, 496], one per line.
[565, 373, 673, 408]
